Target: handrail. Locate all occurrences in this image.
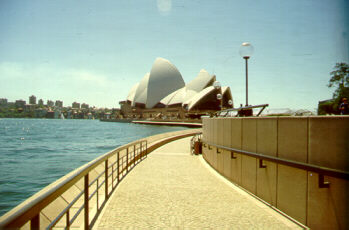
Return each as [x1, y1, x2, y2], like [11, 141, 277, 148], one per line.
[203, 141, 349, 181]
[0, 140, 147, 230]
[216, 103, 269, 117]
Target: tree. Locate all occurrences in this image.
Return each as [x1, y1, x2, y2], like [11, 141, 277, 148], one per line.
[318, 63, 349, 115]
[328, 62, 349, 100]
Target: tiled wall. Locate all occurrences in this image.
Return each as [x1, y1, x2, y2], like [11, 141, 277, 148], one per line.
[201, 116, 349, 229]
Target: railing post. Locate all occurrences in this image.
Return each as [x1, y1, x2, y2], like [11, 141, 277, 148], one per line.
[30, 213, 39, 230]
[139, 142, 143, 159]
[84, 174, 89, 230]
[117, 152, 120, 182]
[105, 160, 108, 199]
[112, 161, 114, 188]
[126, 147, 129, 173]
[134, 145, 136, 165]
[66, 210, 70, 230]
[97, 178, 99, 209]
[138, 143, 140, 162]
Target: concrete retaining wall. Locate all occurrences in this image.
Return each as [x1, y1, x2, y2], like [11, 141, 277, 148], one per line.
[202, 116, 349, 229]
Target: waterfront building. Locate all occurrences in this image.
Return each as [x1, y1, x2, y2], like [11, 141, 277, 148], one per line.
[81, 103, 89, 109]
[104, 112, 111, 119]
[38, 99, 44, 106]
[66, 110, 72, 119]
[15, 100, 26, 108]
[54, 110, 61, 119]
[7, 102, 15, 107]
[25, 104, 36, 112]
[47, 100, 54, 107]
[55, 100, 63, 108]
[0, 98, 8, 107]
[46, 111, 55, 119]
[87, 112, 93, 119]
[72, 102, 80, 109]
[45, 109, 60, 119]
[29, 95, 36, 105]
[120, 57, 233, 118]
[34, 108, 47, 118]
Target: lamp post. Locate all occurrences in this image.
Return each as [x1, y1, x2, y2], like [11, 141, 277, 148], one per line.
[239, 42, 254, 106]
[217, 93, 223, 110]
[228, 99, 233, 108]
[213, 81, 222, 110]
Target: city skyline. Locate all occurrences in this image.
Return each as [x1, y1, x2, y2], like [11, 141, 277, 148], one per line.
[1, 0, 348, 111]
[1, 96, 94, 109]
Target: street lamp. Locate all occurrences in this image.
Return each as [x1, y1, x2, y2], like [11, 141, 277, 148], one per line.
[213, 81, 223, 110]
[239, 42, 254, 106]
[213, 81, 221, 90]
[228, 99, 233, 107]
[217, 93, 223, 110]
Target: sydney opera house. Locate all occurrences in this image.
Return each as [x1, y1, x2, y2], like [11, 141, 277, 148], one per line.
[119, 57, 233, 119]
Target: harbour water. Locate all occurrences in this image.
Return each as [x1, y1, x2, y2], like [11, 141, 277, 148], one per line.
[0, 118, 188, 216]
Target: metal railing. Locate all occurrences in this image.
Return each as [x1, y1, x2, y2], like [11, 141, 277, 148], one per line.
[202, 141, 349, 187]
[0, 140, 147, 230]
[215, 104, 269, 117]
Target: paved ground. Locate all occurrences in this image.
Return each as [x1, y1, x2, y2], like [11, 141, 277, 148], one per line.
[95, 137, 302, 229]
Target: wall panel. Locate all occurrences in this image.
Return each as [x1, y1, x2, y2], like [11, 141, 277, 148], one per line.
[222, 150, 231, 179]
[222, 119, 232, 179]
[230, 118, 242, 149]
[277, 165, 307, 224]
[256, 118, 277, 205]
[241, 118, 257, 194]
[308, 116, 349, 171]
[307, 173, 349, 229]
[230, 153, 242, 185]
[278, 117, 308, 162]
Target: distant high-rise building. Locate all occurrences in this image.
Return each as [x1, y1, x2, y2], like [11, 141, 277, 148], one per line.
[38, 99, 44, 106]
[47, 100, 54, 107]
[72, 102, 80, 109]
[0, 98, 8, 107]
[15, 100, 26, 108]
[81, 103, 89, 109]
[55, 100, 63, 108]
[29, 95, 37, 104]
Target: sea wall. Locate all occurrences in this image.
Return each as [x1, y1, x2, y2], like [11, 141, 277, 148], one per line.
[202, 116, 348, 229]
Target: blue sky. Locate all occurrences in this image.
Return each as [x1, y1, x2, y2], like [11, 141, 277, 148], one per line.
[0, 0, 348, 110]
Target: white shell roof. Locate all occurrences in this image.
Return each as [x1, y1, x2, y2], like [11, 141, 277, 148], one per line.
[160, 87, 185, 105]
[133, 73, 150, 106]
[222, 86, 232, 100]
[127, 82, 139, 102]
[159, 69, 215, 106]
[146, 58, 185, 108]
[186, 69, 214, 92]
[187, 86, 215, 111]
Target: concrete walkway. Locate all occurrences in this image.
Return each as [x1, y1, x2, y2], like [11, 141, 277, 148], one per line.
[95, 137, 302, 229]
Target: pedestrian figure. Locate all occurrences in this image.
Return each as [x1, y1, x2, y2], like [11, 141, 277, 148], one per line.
[339, 98, 349, 115]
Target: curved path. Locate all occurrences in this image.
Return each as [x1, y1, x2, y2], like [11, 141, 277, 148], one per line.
[95, 137, 302, 229]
